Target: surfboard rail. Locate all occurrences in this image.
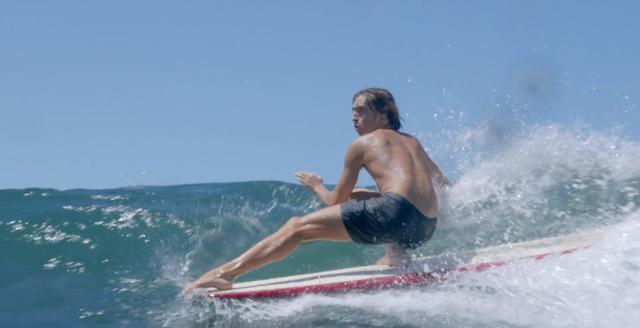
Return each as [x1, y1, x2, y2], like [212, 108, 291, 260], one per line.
[206, 229, 604, 299]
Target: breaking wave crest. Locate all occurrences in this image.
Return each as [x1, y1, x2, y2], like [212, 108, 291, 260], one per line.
[1, 124, 639, 327]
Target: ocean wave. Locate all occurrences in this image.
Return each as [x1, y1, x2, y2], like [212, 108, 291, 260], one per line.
[1, 123, 639, 327]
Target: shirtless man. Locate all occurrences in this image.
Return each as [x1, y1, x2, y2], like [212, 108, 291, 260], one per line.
[183, 87, 447, 294]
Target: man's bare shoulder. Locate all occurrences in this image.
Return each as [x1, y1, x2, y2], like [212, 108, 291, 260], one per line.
[351, 133, 377, 147]
[347, 133, 386, 160]
[370, 129, 420, 144]
[345, 135, 369, 156]
[393, 130, 420, 141]
[353, 130, 421, 151]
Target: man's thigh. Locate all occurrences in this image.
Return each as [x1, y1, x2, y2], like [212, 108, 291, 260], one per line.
[297, 204, 352, 242]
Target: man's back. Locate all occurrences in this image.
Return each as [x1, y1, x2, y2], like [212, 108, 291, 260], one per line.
[359, 129, 444, 218]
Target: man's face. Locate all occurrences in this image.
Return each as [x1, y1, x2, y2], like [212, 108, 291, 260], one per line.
[352, 95, 384, 136]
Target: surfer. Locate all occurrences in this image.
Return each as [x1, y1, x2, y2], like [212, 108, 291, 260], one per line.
[183, 87, 448, 294]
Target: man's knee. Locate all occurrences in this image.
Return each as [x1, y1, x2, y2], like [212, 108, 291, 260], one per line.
[283, 216, 303, 232]
[283, 215, 310, 240]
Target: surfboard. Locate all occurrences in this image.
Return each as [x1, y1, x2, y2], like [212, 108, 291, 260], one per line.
[207, 229, 604, 299]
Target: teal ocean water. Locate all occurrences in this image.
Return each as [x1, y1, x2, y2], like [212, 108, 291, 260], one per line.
[2, 124, 640, 327]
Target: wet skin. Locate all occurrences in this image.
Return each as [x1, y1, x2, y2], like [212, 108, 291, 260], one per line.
[182, 95, 447, 294]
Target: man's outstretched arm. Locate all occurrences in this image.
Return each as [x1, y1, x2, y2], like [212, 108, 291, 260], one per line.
[295, 140, 364, 206]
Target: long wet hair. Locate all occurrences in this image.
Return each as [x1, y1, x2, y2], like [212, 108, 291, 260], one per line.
[352, 87, 402, 131]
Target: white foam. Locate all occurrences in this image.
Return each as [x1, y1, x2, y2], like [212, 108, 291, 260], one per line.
[211, 213, 640, 327]
[432, 124, 640, 248]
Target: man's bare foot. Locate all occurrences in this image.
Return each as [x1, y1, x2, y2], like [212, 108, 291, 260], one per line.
[376, 244, 412, 267]
[181, 270, 234, 295]
[376, 254, 412, 266]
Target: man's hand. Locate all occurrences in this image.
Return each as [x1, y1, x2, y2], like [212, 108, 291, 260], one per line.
[294, 171, 324, 193]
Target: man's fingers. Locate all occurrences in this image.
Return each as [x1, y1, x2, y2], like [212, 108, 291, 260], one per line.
[181, 281, 200, 296]
[294, 172, 311, 182]
[295, 171, 322, 190]
[181, 285, 194, 296]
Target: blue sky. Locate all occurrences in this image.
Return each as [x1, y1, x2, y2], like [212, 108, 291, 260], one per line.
[1, 1, 638, 189]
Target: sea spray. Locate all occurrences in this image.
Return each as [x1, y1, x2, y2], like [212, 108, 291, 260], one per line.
[1, 124, 639, 327]
[173, 124, 640, 327]
[218, 212, 639, 328]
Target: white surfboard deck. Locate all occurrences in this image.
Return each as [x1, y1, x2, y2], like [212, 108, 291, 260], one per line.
[207, 229, 604, 299]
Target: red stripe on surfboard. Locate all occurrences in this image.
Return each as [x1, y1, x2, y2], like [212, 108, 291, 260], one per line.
[210, 271, 441, 299]
[207, 247, 580, 299]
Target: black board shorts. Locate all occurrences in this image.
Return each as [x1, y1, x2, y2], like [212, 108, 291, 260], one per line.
[340, 192, 437, 249]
